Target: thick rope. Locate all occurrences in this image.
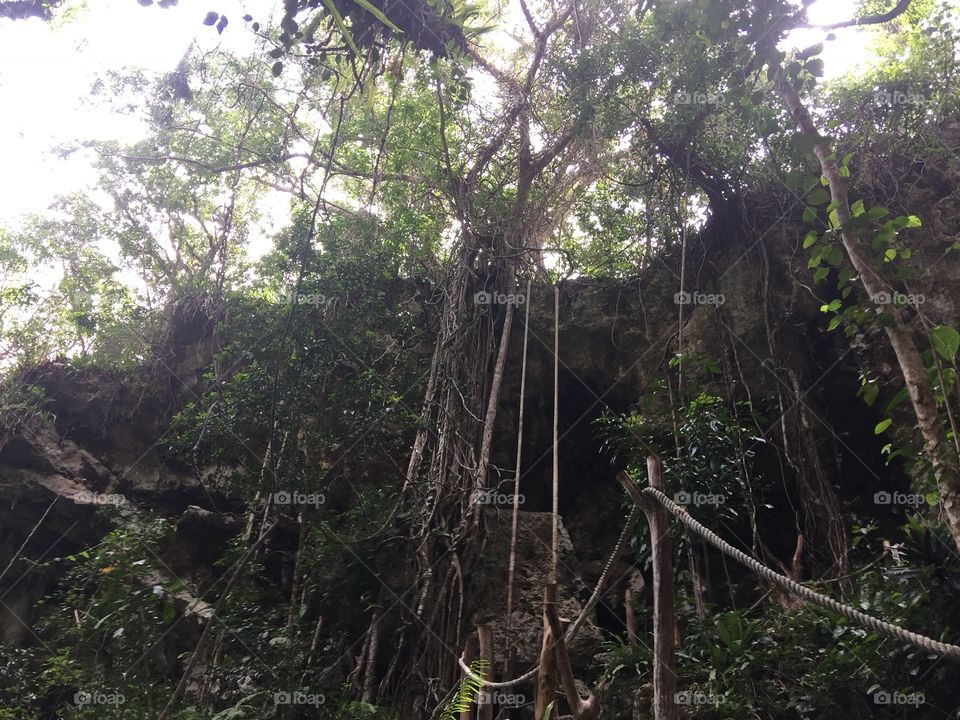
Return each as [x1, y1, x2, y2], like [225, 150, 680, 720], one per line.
[459, 506, 641, 687]
[644, 486, 960, 661]
[461, 482, 960, 692]
[568, 505, 641, 642]
[506, 278, 533, 627]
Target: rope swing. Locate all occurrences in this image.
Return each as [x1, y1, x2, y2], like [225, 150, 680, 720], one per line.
[506, 278, 533, 630]
[551, 282, 560, 584]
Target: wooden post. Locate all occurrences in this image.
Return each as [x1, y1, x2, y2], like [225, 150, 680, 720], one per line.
[477, 624, 495, 720]
[617, 458, 678, 720]
[460, 635, 479, 720]
[535, 584, 559, 720]
[647, 456, 679, 720]
[502, 647, 517, 719]
[543, 595, 599, 719]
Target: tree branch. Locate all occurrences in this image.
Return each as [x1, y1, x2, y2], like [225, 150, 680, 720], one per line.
[0, 1, 54, 21]
[802, 0, 912, 30]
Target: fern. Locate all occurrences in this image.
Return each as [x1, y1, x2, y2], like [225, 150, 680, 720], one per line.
[210, 691, 266, 719]
[440, 659, 489, 720]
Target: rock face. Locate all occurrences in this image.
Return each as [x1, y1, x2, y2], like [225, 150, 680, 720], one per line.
[472, 509, 602, 666]
[0, 416, 117, 644]
[2, 136, 959, 715]
[0, 299, 229, 646]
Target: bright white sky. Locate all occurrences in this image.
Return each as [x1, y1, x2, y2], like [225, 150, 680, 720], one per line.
[0, 0, 276, 224]
[0, 0, 865, 232]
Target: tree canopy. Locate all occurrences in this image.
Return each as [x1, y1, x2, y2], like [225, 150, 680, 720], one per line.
[1, 0, 960, 717]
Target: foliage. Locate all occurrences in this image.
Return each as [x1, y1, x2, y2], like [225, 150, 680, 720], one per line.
[597, 378, 766, 527]
[3, 0, 960, 716]
[595, 538, 960, 718]
[439, 659, 488, 720]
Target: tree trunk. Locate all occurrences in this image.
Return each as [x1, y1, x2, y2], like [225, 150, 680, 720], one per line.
[460, 635, 479, 720]
[362, 604, 383, 704]
[477, 625, 495, 720]
[618, 460, 678, 720]
[777, 74, 960, 550]
[535, 585, 559, 720]
[543, 589, 599, 719]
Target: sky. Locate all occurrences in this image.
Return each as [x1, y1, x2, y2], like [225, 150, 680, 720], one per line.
[0, 0, 276, 224]
[0, 0, 867, 233]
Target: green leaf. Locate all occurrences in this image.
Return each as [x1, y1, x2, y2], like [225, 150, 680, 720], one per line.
[905, 214, 922, 228]
[860, 383, 879, 406]
[808, 188, 830, 205]
[802, 206, 817, 223]
[350, 0, 403, 31]
[839, 165, 850, 178]
[874, 418, 893, 434]
[805, 58, 824, 76]
[884, 248, 897, 262]
[813, 267, 829, 283]
[322, 0, 361, 56]
[850, 199, 865, 216]
[866, 206, 889, 220]
[827, 316, 842, 331]
[885, 387, 909, 413]
[930, 325, 960, 361]
[803, 230, 818, 248]
[925, 491, 940, 507]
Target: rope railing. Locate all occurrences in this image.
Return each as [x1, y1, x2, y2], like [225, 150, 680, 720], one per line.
[644, 486, 960, 662]
[459, 480, 960, 695]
